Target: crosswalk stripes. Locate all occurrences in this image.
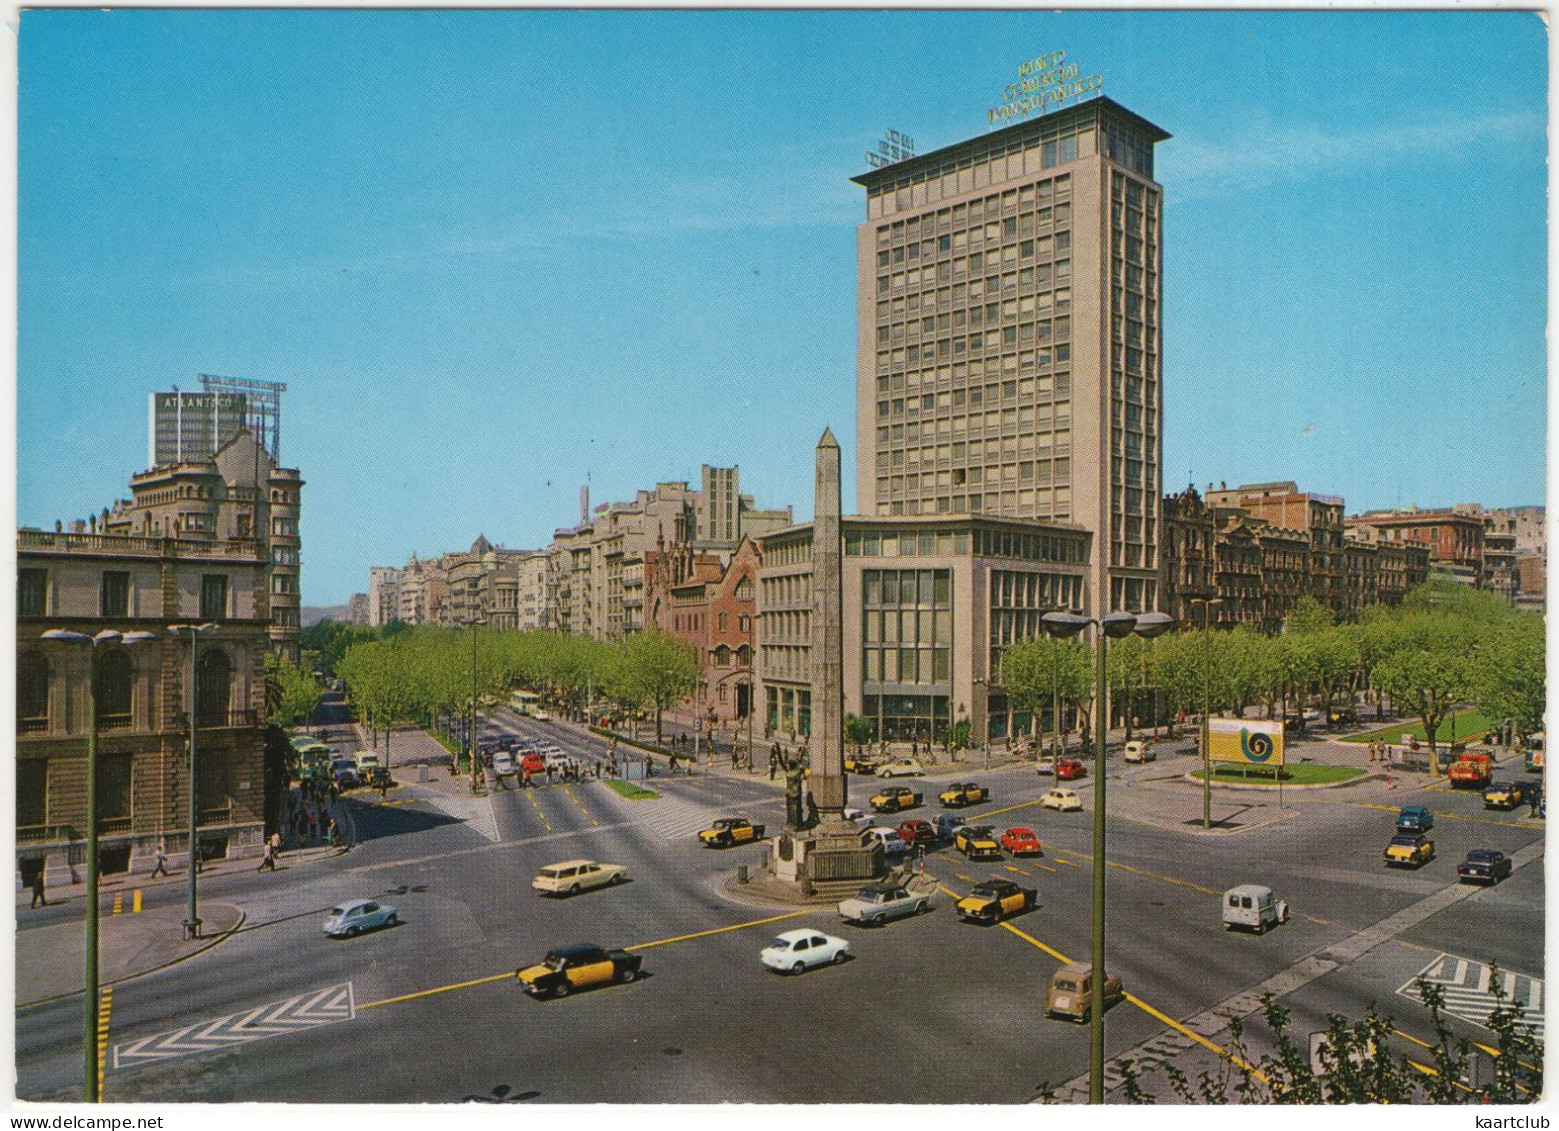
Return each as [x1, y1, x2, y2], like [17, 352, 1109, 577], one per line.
[113, 983, 355, 1070]
[1398, 953, 1544, 1033]
[591, 782, 731, 841]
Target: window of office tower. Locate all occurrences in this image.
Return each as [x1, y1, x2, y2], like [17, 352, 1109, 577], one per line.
[861, 567, 952, 729]
[874, 175, 1072, 517]
[1109, 168, 1160, 574]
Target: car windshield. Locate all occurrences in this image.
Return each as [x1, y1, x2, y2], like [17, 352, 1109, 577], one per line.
[856, 890, 886, 903]
[1390, 836, 1420, 846]
[542, 953, 570, 971]
[328, 907, 344, 917]
[1054, 979, 1078, 992]
[1469, 851, 1497, 862]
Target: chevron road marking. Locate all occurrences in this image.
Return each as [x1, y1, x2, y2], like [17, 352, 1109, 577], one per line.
[112, 983, 355, 1070]
[1398, 953, 1545, 1034]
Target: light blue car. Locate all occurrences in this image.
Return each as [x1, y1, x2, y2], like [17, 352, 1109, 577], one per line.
[323, 899, 398, 938]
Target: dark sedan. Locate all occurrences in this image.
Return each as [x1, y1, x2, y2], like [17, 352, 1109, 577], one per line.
[1456, 849, 1514, 885]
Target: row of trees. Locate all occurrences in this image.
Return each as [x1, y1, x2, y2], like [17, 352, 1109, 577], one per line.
[1000, 582, 1544, 757]
[329, 625, 701, 761]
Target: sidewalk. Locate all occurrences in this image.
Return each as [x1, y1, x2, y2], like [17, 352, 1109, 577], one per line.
[17, 902, 246, 1007]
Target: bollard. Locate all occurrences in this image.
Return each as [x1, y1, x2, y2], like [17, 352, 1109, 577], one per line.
[736, 864, 749, 884]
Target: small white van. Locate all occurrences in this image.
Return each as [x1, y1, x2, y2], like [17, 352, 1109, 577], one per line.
[1123, 740, 1155, 763]
[1222, 884, 1288, 934]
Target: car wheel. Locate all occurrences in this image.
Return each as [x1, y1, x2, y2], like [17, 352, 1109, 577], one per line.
[917, 900, 929, 914]
[870, 913, 886, 927]
[553, 981, 571, 998]
[791, 961, 806, 975]
[1255, 922, 1266, 935]
[386, 912, 398, 926]
[617, 966, 637, 984]
[345, 925, 360, 938]
[833, 949, 848, 965]
[569, 883, 581, 895]
[609, 873, 623, 885]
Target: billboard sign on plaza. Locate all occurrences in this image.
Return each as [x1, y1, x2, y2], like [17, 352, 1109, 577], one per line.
[1208, 718, 1284, 766]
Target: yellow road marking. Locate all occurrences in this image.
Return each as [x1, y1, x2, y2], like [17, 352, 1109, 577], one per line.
[1407, 1058, 1474, 1093]
[1123, 991, 1270, 1084]
[1358, 802, 1531, 829]
[563, 786, 598, 826]
[1005, 865, 1032, 877]
[526, 789, 553, 832]
[999, 921, 1270, 1085]
[1052, 856, 1082, 868]
[955, 873, 977, 883]
[111, 893, 122, 916]
[1109, 861, 1221, 896]
[1032, 861, 1059, 874]
[131, 889, 142, 914]
[1392, 1026, 1539, 1079]
[360, 909, 809, 1010]
[96, 987, 112, 1101]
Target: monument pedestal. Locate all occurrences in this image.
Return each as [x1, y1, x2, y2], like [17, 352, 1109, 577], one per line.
[768, 820, 883, 892]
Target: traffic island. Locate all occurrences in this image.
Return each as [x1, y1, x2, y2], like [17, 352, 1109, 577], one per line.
[1185, 764, 1371, 790]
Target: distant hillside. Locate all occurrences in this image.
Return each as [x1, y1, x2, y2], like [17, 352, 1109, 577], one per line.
[302, 605, 350, 627]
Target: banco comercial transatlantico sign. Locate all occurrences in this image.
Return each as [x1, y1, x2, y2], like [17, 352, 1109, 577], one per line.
[988, 50, 1103, 125]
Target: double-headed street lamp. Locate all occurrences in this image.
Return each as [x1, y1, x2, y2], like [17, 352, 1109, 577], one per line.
[40, 627, 155, 1103]
[1185, 598, 1223, 830]
[1040, 609, 1172, 1105]
[458, 608, 488, 794]
[168, 624, 218, 940]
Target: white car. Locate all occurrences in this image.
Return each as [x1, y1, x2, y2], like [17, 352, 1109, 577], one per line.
[761, 928, 851, 974]
[1040, 788, 1084, 812]
[322, 899, 398, 937]
[842, 806, 876, 830]
[532, 859, 628, 896]
[1034, 755, 1057, 775]
[876, 758, 926, 778]
[542, 749, 569, 770]
[492, 751, 516, 776]
[532, 710, 552, 723]
[864, 827, 908, 856]
[1123, 740, 1155, 764]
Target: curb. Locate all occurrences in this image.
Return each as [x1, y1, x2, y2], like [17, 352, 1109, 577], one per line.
[17, 908, 248, 1010]
[1178, 770, 1380, 792]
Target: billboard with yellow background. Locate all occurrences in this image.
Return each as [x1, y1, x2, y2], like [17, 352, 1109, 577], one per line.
[1207, 719, 1284, 766]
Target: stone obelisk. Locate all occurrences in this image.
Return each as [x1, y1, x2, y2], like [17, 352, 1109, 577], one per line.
[810, 428, 848, 819]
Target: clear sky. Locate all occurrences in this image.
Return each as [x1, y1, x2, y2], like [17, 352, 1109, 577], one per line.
[18, 9, 1548, 606]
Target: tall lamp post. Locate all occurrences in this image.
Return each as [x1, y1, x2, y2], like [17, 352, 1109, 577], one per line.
[168, 624, 217, 940]
[459, 607, 487, 794]
[1040, 609, 1172, 1104]
[1187, 598, 1223, 830]
[40, 628, 155, 1103]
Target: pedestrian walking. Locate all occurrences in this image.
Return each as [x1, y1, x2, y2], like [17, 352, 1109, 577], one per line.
[307, 809, 320, 844]
[28, 866, 47, 908]
[258, 839, 276, 871]
[1528, 782, 1542, 818]
[326, 815, 340, 848]
[150, 839, 170, 878]
[769, 752, 778, 781]
[669, 752, 679, 774]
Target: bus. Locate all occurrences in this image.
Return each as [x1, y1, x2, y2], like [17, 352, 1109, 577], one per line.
[1525, 732, 1545, 774]
[510, 690, 542, 716]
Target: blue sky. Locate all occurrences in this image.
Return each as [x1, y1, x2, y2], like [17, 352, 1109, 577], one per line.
[18, 10, 1548, 606]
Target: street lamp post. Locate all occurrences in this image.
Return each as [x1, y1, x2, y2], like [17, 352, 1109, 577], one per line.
[168, 624, 217, 940]
[41, 628, 155, 1103]
[1188, 598, 1223, 830]
[1040, 609, 1172, 1104]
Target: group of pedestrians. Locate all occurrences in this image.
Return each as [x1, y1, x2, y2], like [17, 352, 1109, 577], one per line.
[282, 790, 341, 851]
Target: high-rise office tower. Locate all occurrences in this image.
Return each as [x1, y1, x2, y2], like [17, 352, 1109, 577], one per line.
[853, 96, 1168, 612]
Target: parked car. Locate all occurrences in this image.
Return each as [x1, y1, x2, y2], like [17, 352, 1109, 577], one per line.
[955, 878, 1037, 924]
[1456, 849, 1514, 885]
[843, 754, 882, 775]
[1396, 806, 1434, 834]
[1384, 834, 1436, 868]
[1221, 884, 1288, 934]
[938, 782, 990, 808]
[1000, 827, 1043, 856]
[897, 819, 937, 848]
[331, 759, 360, 788]
[870, 786, 923, 814]
[760, 928, 851, 974]
[515, 944, 640, 998]
[532, 859, 628, 896]
[953, 825, 1002, 861]
[1040, 788, 1083, 812]
[876, 759, 926, 778]
[1483, 781, 1528, 811]
[1046, 962, 1123, 1022]
[1122, 740, 1155, 764]
[864, 827, 908, 857]
[531, 710, 552, 723]
[1056, 759, 1087, 781]
[322, 899, 398, 938]
[837, 882, 930, 926]
[698, 818, 766, 847]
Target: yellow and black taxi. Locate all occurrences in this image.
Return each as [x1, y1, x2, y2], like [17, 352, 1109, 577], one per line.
[843, 753, 882, 775]
[869, 786, 924, 814]
[1483, 781, 1527, 811]
[1383, 834, 1436, 868]
[515, 944, 642, 999]
[938, 781, 990, 808]
[953, 824, 1003, 861]
[699, 818, 767, 847]
[955, 877, 1036, 924]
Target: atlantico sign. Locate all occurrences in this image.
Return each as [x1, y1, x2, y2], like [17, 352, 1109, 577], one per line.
[1207, 718, 1285, 766]
[988, 50, 1103, 125]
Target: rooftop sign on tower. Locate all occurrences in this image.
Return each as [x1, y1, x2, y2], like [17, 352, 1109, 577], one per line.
[863, 128, 916, 169]
[988, 50, 1103, 126]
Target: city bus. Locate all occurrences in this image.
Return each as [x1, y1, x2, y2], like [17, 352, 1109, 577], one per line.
[510, 689, 542, 716]
[1525, 732, 1545, 774]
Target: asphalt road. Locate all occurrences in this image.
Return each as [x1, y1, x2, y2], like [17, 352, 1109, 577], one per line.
[16, 712, 1544, 1103]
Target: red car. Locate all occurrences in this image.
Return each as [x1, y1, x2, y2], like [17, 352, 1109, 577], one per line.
[520, 752, 546, 776]
[1000, 827, 1043, 856]
[897, 819, 937, 848]
[1056, 759, 1087, 781]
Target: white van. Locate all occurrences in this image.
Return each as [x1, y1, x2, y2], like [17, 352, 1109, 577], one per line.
[1222, 884, 1288, 934]
[1123, 740, 1155, 763]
